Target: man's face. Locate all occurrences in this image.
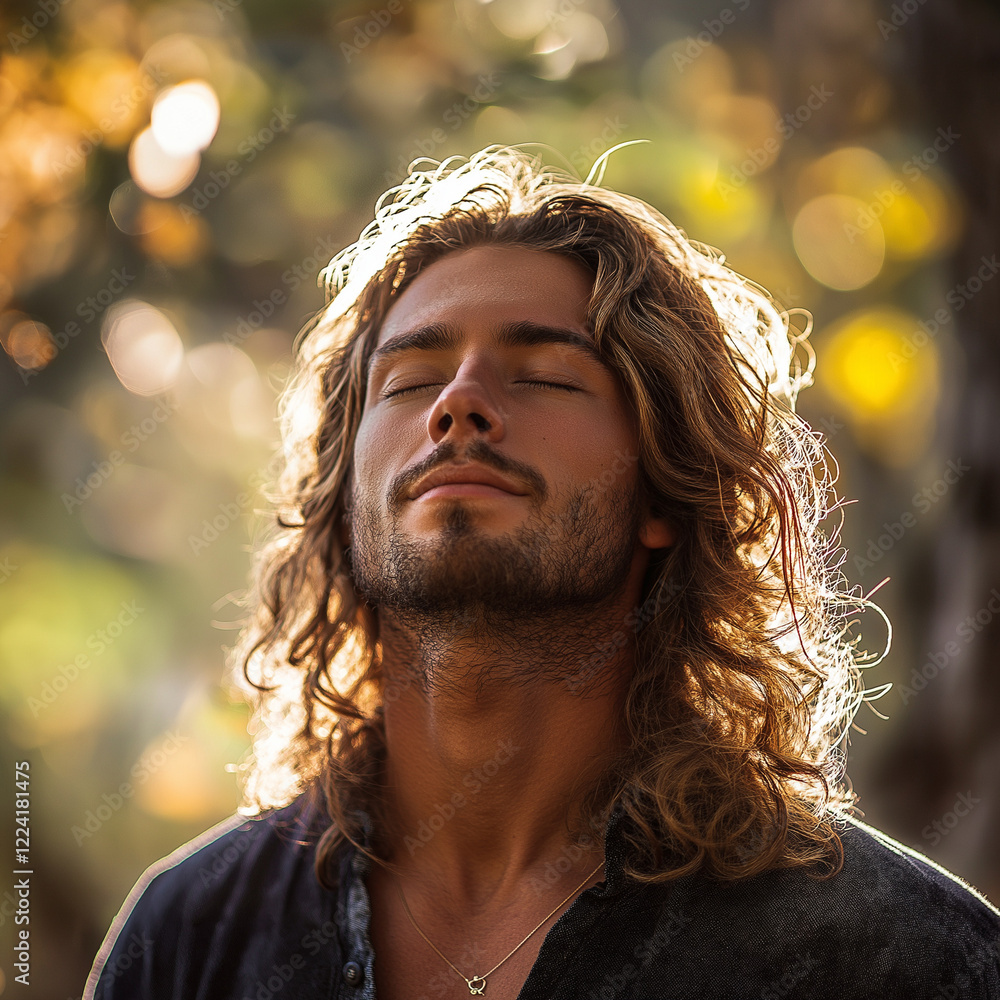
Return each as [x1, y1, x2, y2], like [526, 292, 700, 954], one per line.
[344, 245, 673, 625]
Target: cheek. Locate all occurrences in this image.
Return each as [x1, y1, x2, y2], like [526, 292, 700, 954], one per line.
[353, 410, 414, 503]
[559, 407, 638, 482]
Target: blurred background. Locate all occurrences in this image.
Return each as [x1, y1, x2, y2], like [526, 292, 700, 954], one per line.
[0, 0, 998, 994]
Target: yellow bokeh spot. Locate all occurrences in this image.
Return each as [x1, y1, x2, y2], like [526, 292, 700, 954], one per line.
[826, 322, 909, 413]
[820, 308, 938, 417]
[795, 146, 961, 265]
[879, 174, 956, 260]
[818, 308, 941, 466]
[132, 734, 228, 821]
[129, 126, 201, 198]
[3, 318, 55, 370]
[679, 163, 768, 244]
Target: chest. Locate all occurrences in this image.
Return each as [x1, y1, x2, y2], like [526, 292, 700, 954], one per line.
[366, 865, 555, 1000]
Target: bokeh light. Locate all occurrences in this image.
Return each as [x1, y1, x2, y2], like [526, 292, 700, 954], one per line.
[4, 319, 56, 371]
[101, 300, 185, 395]
[1, 3, 994, 992]
[128, 125, 201, 197]
[793, 193, 886, 290]
[57, 49, 148, 148]
[150, 80, 220, 156]
[817, 307, 940, 465]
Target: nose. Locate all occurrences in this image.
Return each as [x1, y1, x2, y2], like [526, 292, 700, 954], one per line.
[426, 361, 506, 447]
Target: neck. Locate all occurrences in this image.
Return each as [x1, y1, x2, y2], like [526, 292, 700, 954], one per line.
[373, 600, 635, 910]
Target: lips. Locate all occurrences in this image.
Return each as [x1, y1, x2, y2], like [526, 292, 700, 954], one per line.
[409, 463, 528, 500]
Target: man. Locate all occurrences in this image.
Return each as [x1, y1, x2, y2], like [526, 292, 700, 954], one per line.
[86, 146, 1000, 999]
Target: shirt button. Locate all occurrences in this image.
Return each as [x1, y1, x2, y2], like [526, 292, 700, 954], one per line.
[342, 961, 364, 986]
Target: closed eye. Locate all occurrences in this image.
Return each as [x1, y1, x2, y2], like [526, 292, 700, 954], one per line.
[382, 379, 580, 399]
[517, 380, 581, 391]
[382, 383, 442, 399]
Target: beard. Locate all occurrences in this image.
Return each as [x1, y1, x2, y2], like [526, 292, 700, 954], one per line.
[342, 447, 645, 692]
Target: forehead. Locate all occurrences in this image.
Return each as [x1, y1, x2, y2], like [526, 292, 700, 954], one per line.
[375, 245, 595, 345]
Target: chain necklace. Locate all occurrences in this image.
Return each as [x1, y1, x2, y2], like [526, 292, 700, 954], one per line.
[394, 857, 606, 995]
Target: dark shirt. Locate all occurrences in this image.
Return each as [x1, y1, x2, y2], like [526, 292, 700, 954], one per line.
[84, 794, 1000, 999]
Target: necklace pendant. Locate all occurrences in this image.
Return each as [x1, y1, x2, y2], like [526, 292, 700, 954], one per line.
[467, 975, 487, 994]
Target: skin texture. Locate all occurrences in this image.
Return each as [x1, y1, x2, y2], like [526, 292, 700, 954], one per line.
[344, 246, 675, 998]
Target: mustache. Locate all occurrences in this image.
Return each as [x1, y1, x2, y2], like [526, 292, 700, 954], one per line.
[389, 438, 548, 509]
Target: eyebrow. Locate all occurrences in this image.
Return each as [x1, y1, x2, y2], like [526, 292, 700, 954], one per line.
[366, 320, 606, 378]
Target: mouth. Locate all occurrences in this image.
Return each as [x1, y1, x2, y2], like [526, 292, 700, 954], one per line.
[409, 463, 529, 501]
[416, 482, 524, 500]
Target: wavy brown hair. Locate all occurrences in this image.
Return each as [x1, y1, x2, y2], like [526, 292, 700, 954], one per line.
[233, 145, 888, 887]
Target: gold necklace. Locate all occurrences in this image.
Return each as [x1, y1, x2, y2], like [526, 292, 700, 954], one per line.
[394, 857, 606, 995]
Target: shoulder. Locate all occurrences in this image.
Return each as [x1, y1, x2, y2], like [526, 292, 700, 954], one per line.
[615, 814, 1000, 999]
[825, 815, 1000, 990]
[810, 816, 1000, 995]
[835, 814, 1000, 930]
[814, 815, 999, 946]
[84, 795, 346, 1000]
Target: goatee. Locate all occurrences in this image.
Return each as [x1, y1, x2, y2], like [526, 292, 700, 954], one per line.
[343, 448, 644, 691]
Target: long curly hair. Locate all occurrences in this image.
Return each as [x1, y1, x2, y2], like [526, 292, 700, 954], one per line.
[233, 144, 889, 888]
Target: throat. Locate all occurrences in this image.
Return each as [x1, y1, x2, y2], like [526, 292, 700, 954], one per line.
[376, 596, 638, 697]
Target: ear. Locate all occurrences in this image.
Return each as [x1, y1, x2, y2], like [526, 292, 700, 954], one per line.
[639, 514, 675, 551]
